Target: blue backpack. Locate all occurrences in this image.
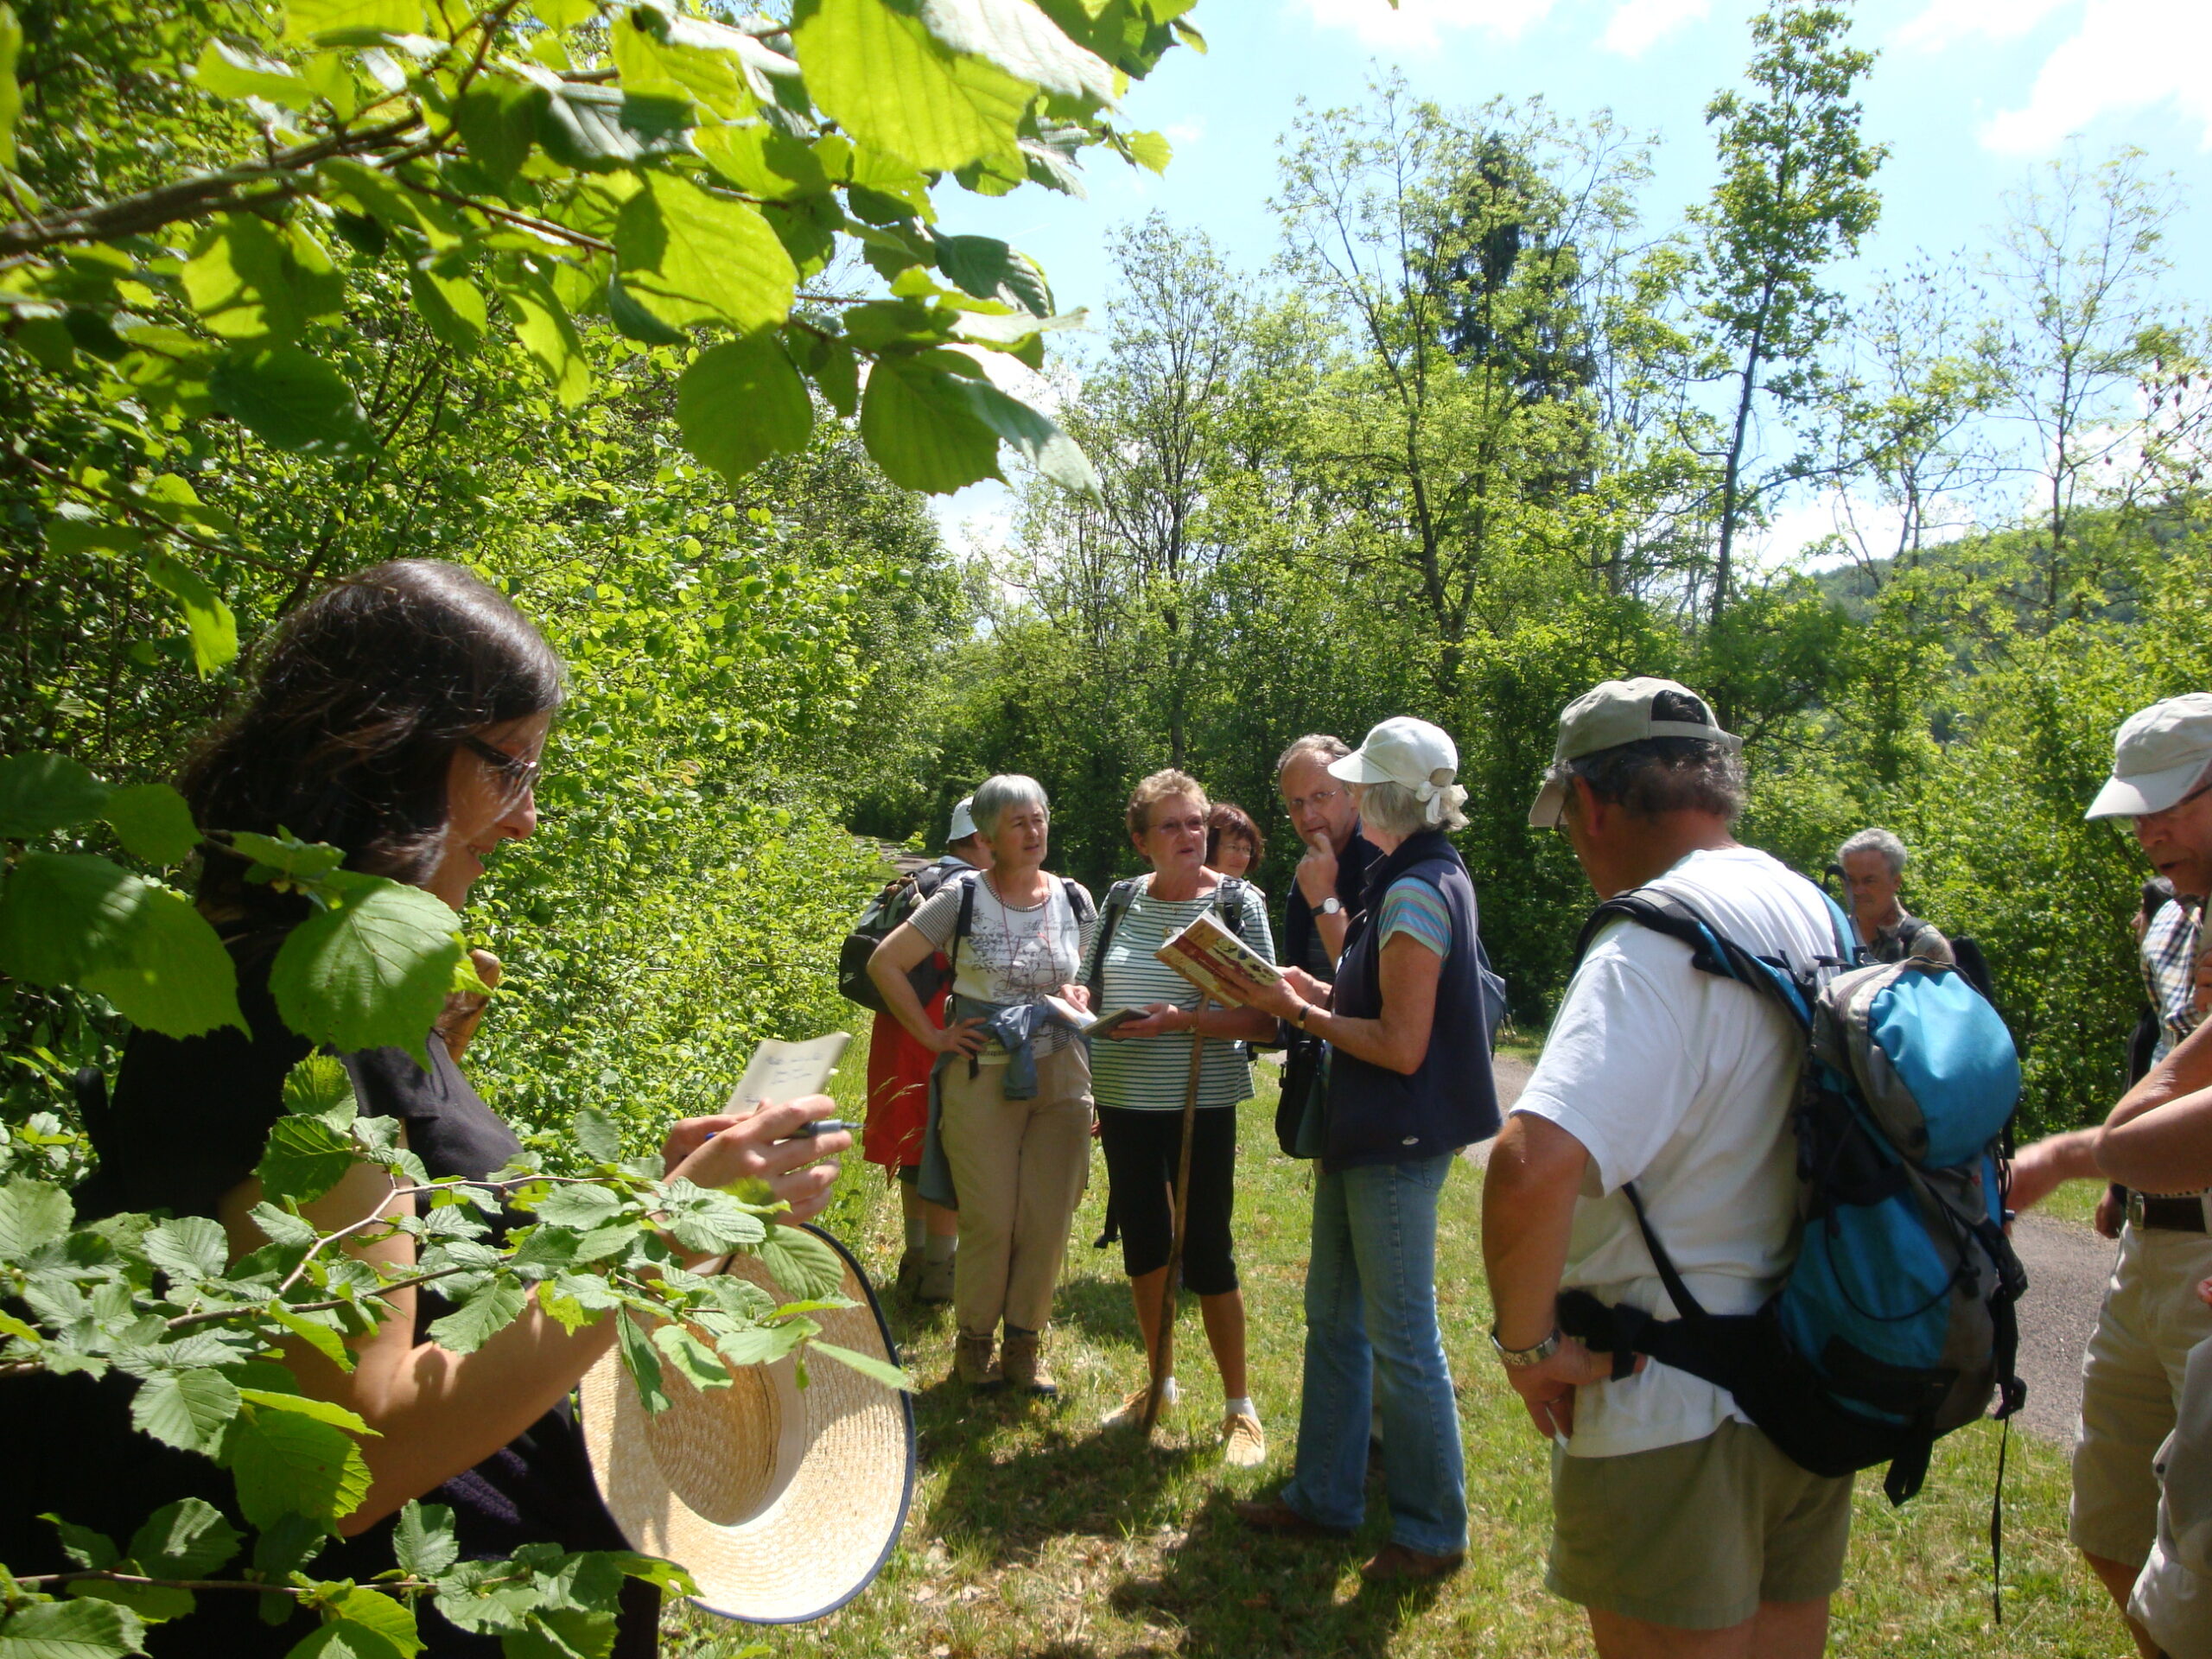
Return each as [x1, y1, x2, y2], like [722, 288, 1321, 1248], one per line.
[1554, 887, 2030, 1512]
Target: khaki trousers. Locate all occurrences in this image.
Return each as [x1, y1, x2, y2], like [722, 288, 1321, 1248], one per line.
[938, 1042, 1092, 1338]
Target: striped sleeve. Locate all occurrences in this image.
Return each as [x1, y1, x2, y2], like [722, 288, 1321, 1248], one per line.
[1377, 876, 1451, 957]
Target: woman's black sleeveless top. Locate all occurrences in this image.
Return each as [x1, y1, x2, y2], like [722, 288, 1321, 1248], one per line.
[2, 931, 656, 1656]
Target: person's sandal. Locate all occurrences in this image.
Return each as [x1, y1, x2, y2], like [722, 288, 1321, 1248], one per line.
[953, 1332, 1002, 1390]
[1000, 1326, 1057, 1395]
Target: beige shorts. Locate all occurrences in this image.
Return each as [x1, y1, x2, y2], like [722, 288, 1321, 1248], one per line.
[2071, 1224, 2212, 1566]
[1548, 1418, 1854, 1631]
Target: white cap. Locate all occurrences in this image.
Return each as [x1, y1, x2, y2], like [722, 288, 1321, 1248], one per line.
[1328, 717, 1458, 802]
[2087, 695, 2212, 820]
[946, 796, 978, 843]
[1527, 677, 1738, 829]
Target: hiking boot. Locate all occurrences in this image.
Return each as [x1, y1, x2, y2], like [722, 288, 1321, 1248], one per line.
[1359, 1542, 1465, 1584]
[1221, 1410, 1267, 1467]
[893, 1247, 924, 1298]
[1000, 1327, 1057, 1395]
[915, 1252, 956, 1304]
[1101, 1382, 1177, 1428]
[1230, 1496, 1349, 1540]
[953, 1332, 1002, 1390]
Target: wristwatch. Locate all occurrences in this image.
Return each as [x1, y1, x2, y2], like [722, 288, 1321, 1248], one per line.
[1318, 895, 1343, 917]
[1491, 1326, 1561, 1369]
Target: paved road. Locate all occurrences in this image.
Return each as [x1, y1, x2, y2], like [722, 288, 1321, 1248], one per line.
[2012, 1211, 2114, 1442]
[1469, 1057, 2113, 1442]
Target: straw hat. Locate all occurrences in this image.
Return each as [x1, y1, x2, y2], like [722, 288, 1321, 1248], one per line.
[578, 1228, 914, 1624]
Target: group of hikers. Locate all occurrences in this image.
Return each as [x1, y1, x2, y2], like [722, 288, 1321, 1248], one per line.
[850, 679, 2212, 1659]
[7, 555, 2212, 1658]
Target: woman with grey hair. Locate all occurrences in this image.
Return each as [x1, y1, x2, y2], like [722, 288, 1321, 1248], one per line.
[1837, 826, 1953, 965]
[1235, 716, 1499, 1583]
[868, 774, 1097, 1394]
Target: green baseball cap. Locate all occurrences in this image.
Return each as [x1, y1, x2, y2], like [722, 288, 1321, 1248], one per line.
[1528, 677, 1740, 829]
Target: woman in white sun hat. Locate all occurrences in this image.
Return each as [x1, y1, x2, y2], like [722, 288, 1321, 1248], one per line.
[1231, 716, 1502, 1585]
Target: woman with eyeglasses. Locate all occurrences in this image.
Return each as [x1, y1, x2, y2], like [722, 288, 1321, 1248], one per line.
[1083, 771, 1278, 1463]
[4, 561, 845, 1657]
[1205, 801, 1264, 881]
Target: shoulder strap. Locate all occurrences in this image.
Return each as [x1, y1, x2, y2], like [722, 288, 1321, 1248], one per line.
[1214, 874, 1248, 940]
[1084, 878, 1141, 995]
[950, 871, 980, 981]
[1572, 889, 1814, 1033]
[1063, 876, 1095, 927]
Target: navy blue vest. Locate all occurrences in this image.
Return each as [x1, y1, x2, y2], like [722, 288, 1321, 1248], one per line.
[1324, 829, 1501, 1171]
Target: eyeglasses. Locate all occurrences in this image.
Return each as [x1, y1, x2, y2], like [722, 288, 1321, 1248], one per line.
[2138, 780, 2212, 825]
[1149, 814, 1208, 836]
[461, 734, 542, 794]
[1283, 785, 1344, 817]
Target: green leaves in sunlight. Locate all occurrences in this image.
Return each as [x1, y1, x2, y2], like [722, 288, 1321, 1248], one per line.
[613, 173, 797, 336]
[0, 853, 243, 1037]
[677, 334, 815, 486]
[269, 877, 464, 1064]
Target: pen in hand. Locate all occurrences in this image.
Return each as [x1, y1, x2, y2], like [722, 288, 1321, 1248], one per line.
[704, 1116, 859, 1142]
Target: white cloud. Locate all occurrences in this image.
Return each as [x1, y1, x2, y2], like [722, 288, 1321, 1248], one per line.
[1977, 0, 2212, 154]
[1165, 118, 1207, 149]
[1599, 0, 1708, 58]
[1892, 0, 2071, 52]
[1292, 0, 1560, 54]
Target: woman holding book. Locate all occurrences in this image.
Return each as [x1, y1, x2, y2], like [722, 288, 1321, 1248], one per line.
[867, 774, 1097, 1395]
[1083, 770, 1277, 1464]
[1230, 716, 1500, 1584]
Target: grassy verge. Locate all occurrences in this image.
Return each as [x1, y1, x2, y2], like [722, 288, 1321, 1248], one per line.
[663, 1042, 2108, 1657]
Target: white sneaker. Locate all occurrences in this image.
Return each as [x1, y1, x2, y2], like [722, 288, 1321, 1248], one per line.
[1101, 1382, 1177, 1428]
[1221, 1410, 1267, 1467]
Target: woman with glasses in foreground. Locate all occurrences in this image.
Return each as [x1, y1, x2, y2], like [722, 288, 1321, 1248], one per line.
[3, 561, 845, 1657]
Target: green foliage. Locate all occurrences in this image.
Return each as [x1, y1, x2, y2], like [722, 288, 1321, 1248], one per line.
[0, 0, 1191, 692]
[0, 1065, 908, 1652]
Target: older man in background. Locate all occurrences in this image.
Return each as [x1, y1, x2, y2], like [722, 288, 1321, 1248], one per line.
[1837, 826, 1954, 965]
[1276, 734, 1378, 981]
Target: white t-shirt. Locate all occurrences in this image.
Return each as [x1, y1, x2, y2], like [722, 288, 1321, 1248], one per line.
[1512, 844, 1839, 1459]
[909, 872, 1095, 1062]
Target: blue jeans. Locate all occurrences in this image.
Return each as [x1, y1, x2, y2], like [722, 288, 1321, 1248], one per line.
[1280, 1154, 1466, 1555]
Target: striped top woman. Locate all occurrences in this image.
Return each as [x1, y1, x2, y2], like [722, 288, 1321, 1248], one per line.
[1081, 769, 1278, 1464]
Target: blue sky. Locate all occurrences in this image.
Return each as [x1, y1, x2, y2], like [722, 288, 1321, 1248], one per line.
[929, 0, 2210, 558]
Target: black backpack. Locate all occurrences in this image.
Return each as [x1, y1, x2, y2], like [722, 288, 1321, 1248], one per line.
[836, 861, 958, 1013]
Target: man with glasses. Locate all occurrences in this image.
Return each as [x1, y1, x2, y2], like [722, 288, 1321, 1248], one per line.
[1276, 734, 1379, 982]
[2011, 693, 2212, 1658]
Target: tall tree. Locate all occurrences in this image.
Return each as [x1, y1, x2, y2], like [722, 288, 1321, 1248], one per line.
[1991, 146, 2177, 624]
[1273, 81, 1646, 696]
[1694, 0, 1885, 632]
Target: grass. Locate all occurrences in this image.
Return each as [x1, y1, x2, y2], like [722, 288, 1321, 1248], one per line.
[659, 1037, 2113, 1658]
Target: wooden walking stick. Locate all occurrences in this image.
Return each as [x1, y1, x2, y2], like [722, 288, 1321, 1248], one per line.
[1141, 995, 1207, 1437]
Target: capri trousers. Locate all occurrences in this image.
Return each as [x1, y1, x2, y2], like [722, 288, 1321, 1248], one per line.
[1095, 1103, 1238, 1295]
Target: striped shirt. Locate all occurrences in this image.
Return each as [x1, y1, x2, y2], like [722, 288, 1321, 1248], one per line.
[1080, 877, 1277, 1112]
[1377, 876, 1452, 957]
